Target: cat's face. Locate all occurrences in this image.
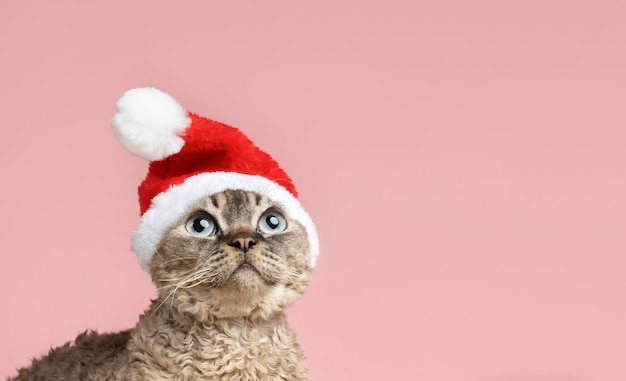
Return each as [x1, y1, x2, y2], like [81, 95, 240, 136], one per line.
[149, 189, 312, 320]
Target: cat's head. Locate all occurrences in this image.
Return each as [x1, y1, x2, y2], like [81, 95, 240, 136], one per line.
[150, 189, 312, 320]
[111, 88, 319, 320]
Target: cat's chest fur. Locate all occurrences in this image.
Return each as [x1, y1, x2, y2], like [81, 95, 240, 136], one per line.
[128, 313, 307, 381]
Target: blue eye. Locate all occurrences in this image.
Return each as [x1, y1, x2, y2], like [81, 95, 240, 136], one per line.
[185, 214, 217, 236]
[258, 211, 287, 234]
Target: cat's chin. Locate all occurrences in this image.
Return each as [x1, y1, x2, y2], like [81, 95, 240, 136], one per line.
[166, 283, 295, 321]
[226, 267, 271, 293]
[232, 262, 263, 278]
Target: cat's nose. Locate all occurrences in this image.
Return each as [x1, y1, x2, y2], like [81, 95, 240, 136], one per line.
[230, 236, 256, 252]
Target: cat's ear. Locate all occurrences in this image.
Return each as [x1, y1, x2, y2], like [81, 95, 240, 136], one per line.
[111, 87, 191, 161]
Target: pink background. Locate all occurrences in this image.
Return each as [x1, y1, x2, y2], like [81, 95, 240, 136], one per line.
[1, 1, 625, 380]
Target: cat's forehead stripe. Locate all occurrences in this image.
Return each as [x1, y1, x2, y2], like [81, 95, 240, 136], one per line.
[209, 194, 220, 208]
[223, 190, 252, 222]
[198, 190, 271, 225]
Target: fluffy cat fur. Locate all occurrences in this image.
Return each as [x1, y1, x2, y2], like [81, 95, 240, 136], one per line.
[9, 189, 312, 381]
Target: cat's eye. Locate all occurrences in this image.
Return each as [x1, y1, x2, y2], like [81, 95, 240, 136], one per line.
[185, 214, 218, 237]
[258, 211, 287, 234]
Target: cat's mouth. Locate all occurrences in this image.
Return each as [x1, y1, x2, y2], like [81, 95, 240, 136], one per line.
[237, 262, 257, 272]
[228, 260, 276, 287]
[232, 261, 263, 277]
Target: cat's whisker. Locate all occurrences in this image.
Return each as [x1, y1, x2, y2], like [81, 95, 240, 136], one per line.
[179, 277, 211, 289]
[151, 267, 213, 315]
[156, 260, 215, 283]
[150, 287, 178, 317]
[158, 257, 201, 266]
[155, 267, 222, 314]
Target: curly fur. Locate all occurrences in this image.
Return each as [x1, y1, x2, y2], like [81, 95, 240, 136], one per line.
[10, 331, 131, 380]
[128, 307, 307, 380]
[8, 190, 312, 381]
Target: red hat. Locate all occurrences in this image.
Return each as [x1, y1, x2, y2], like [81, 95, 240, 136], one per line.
[111, 88, 319, 272]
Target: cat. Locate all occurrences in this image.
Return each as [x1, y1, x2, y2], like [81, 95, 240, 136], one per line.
[9, 189, 312, 381]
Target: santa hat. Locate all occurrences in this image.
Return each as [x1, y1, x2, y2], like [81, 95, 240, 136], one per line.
[111, 87, 319, 272]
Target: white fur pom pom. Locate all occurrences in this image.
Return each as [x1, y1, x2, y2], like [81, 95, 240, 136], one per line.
[111, 87, 191, 161]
